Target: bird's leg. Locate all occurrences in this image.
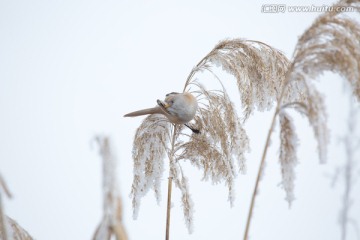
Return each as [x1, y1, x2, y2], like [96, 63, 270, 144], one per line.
[184, 124, 200, 134]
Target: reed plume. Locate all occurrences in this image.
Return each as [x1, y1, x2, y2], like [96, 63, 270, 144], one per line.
[0, 175, 34, 240]
[244, 0, 360, 238]
[92, 136, 128, 240]
[129, 39, 298, 236]
[0, 217, 34, 240]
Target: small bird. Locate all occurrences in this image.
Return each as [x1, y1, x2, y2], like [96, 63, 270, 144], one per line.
[124, 92, 200, 133]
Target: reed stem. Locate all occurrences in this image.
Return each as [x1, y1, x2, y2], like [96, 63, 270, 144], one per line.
[243, 107, 279, 240]
[165, 177, 173, 240]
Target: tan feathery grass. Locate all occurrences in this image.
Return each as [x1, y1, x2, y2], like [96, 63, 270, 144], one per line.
[0, 175, 34, 240]
[183, 39, 303, 119]
[0, 174, 12, 240]
[2, 217, 34, 240]
[130, 114, 170, 219]
[129, 39, 298, 238]
[244, 0, 360, 239]
[278, 110, 298, 206]
[92, 136, 128, 240]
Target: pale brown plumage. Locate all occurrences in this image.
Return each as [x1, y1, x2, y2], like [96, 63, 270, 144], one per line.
[124, 92, 198, 125]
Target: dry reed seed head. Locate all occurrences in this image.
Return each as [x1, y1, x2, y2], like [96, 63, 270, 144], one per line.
[95, 136, 119, 214]
[0, 217, 34, 240]
[130, 114, 170, 219]
[93, 136, 128, 240]
[184, 39, 305, 121]
[286, 2, 360, 163]
[177, 124, 224, 179]
[219, 92, 250, 174]
[130, 38, 316, 230]
[292, 1, 360, 101]
[283, 80, 329, 163]
[177, 83, 250, 206]
[169, 162, 194, 233]
[129, 113, 195, 233]
[180, 40, 309, 205]
[303, 85, 329, 163]
[279, 110, 299, 207]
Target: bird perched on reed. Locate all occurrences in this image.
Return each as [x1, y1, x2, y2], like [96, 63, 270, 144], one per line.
[124, 92, 200, 133]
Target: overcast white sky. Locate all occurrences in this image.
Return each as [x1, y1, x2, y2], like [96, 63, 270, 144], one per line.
[1, 0, 360, 240]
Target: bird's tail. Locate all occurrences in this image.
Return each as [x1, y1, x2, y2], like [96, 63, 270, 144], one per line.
[124, 107, 162, 118]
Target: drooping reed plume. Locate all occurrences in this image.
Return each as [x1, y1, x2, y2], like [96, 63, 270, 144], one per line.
[244, 0, 360, 239]
[129, 39, 303, 237]
[92, 136, 128, 240]
[0, 217, 34, 240]
[0, 175, 34, 240]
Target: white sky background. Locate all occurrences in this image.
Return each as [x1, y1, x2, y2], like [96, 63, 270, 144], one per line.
[1, 0, 360, 240]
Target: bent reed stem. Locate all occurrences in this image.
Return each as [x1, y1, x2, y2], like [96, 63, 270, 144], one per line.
[243, 106, 279, 240]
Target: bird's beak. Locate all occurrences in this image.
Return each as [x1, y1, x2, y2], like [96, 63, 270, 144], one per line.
[157, 99, 170, 109]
